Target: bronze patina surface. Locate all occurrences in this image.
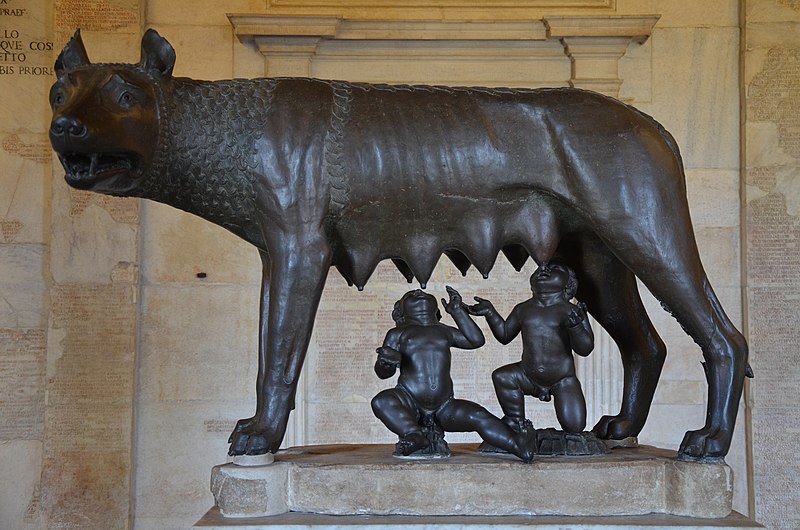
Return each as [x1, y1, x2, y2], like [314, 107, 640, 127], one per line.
[49, 29, 749, 460]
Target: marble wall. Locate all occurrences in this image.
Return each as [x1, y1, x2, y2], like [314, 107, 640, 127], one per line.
[0, 3, 51, 527]
[2, 0, 795, 529]
[43, 17, 143, 530]
[1, 1, 143, 529]
[745, 1, 800, 529]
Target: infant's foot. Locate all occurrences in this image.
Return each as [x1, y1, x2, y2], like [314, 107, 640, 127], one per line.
[515, 427, 537, 463]
[502, 415, 534, 433]
[398, 432, 430, 456]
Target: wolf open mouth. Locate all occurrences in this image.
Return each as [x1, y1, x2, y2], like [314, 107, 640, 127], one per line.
[59, 153, 137, 189]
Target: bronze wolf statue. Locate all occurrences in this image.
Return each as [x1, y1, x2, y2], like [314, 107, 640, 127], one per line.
[49, 29, 750, 460]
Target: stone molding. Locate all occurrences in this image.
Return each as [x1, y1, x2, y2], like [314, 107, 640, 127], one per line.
[228, 14, 658, 97]
[269, 0, 614, 7]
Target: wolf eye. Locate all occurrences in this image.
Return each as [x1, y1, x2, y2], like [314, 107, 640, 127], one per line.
[118, 91, 134, 107]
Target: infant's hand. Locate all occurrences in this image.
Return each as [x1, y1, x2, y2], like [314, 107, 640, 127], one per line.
[376, 346, 401, 366]
[567, 301, 588, 327]
[467, 296, 495, 317]
[442, 285, 463, 315]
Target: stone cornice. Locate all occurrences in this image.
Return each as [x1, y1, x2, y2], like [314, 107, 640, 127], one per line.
[545, 15, 660, 43]
[229, 14, 657, 42]
[267, 0, 613, 7]
[227, 14, 660, 97]
[229, 16, 551, 41]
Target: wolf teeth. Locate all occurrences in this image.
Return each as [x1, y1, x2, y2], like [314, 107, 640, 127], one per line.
[63, 153, 133, 179]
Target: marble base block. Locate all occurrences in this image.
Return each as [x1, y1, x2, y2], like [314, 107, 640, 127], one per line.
[209, 444, 733, 519]
[196, 510, 762, 529]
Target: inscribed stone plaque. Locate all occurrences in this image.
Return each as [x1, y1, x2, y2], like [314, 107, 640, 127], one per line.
[0, 329, 45, 440]
[746, 15, 800, 526]
[54, 0, 138, 32]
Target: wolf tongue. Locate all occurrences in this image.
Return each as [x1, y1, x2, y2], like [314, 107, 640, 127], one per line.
[89, 154, 98, 177]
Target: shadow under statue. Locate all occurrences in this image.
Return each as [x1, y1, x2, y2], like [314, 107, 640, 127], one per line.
[49, 29, 751, 462]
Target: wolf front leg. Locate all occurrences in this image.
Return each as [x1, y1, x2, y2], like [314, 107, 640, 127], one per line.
[229, 235, 331, 455]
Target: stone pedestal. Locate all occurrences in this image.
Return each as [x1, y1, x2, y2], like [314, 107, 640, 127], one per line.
[196, 509, 762, 529]
[206, 444, 736, 520]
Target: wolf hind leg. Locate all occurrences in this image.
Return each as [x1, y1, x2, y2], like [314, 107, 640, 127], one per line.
[558, 236, 666, 442]
[592, 224, 747, 459]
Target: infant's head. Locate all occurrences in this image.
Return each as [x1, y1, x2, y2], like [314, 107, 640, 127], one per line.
[530, 260, 578, 298]
[392, 289, 442, 325]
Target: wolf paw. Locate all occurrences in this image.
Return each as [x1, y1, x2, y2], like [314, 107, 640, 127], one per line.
[228, 419, 281, 456]
[592, 415, 637, 441]
[678, 427, 728, 462]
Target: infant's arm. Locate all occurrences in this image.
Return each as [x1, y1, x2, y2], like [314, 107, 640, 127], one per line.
[470, 298, 522, 345]
[375, 328, 402, 379]
[443, 286, 485, 349]
[566, 301, 594, 356]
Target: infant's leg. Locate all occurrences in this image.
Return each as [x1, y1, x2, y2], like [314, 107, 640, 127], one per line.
[371, 388, 420, 437]
[437, 399, 533, 462]
[551, 376, 587, 433]
[492, 362, 537, 424]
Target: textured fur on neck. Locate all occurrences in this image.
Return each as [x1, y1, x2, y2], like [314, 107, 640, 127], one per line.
[138, 77, 278, 246]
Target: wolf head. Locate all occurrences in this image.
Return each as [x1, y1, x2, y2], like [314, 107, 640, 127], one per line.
[49, 29, 175, 196]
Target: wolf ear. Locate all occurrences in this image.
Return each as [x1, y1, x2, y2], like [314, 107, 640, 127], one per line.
[140, 28, 176, 79]
[55, 29, 90, 77]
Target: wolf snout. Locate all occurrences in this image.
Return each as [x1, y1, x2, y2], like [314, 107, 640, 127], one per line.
[50, 115, 87, 140]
